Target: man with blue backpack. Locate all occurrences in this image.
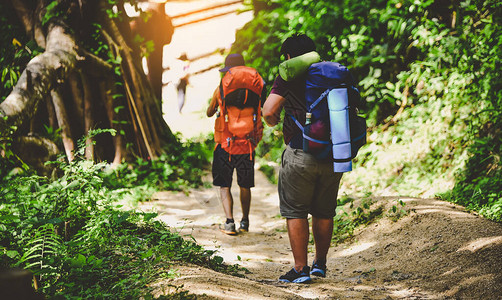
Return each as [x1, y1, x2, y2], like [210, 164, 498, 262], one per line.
[263, 33, 365, 283]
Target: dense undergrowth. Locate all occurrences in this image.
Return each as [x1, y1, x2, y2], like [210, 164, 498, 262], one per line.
[0, 131, 238, 299]
[238, 0, 502, 221]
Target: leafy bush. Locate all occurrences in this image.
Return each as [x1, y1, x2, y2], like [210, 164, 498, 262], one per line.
[100, 134, 212, 192]
[0, 132, 233, 298]
[440, 126, 502, 222]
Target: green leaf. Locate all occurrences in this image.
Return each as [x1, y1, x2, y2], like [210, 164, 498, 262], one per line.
[70, 253, 87, 268]
[0, 215, 20, 223]
[141, 249, 153, 259]
[213, 256, 224, 264]
[6, 250, 19, 258]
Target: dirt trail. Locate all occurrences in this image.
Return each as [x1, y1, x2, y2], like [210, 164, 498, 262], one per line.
[140, 171, 502, 299]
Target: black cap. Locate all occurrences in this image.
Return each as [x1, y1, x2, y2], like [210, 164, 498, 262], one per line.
[219, 53, 245, 72]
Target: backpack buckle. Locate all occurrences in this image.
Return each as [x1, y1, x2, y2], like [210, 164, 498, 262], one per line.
[247, 136, 256, 146]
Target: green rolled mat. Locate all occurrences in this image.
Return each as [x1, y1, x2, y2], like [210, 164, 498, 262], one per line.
[278, 51, 321, 81]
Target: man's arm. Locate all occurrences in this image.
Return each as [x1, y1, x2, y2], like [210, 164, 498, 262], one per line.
[262, 93, 286, 126]
[206, 88, 219, 117]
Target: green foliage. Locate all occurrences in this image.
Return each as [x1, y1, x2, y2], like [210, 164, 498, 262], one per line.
[239, 0, 502, 221]
[0, 121, 32, 178]
[440, 127, 502, 221]
[17, 223, 63, 285]
[255, 119, 284, 184]
[0, 2, 42, 102]
[258, 163, 277, 184]
[0, 133, 236, 298]
[42, 1, 63, 26]
[387, 199, 409, 222]
[255, 118, 285, 164]
[332, 196, 383, 245]
[100, 133, 212, 192]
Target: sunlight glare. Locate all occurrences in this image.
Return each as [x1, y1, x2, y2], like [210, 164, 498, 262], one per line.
[457, 236, 502, 252]
[335, 241, 376, 257]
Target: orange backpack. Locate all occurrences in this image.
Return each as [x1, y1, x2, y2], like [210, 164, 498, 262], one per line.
[214, 66, 264, 159]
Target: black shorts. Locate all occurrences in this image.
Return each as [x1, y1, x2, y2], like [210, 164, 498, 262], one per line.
[212, 144, 255, 188]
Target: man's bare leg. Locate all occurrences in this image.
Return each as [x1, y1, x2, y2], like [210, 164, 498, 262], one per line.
[220, 187, 233, 220]
[312, 217, 333, 264]
[286, 218, 309, 271]
[239, 187, 251, 220]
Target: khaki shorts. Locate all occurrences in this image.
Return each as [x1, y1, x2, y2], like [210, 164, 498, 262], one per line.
[278, 146, 343, 219]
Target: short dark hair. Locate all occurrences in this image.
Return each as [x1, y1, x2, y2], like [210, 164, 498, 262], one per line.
[280, 33, 316, 58]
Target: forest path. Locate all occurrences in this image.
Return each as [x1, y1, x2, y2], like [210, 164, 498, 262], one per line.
[139, 170, 502, 300]
[147, 2, 502, 299]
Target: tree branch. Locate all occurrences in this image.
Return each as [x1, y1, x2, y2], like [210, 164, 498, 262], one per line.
[99, 78, 126, 164]
[78, 49, 114, 76]
[102, 16, 158, 159]
[80, 72, 95, 160]
[0, 24, 78, 130]
[32, 0, 47, 48]
[51, 87, 75, 161]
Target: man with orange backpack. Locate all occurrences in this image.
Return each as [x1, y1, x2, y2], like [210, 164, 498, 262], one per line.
[207, 53, 265, 235]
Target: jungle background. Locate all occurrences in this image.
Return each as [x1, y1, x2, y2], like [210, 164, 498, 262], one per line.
[0, 0, 501, 299]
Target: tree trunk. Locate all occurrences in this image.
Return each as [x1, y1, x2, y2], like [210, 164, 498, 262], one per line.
[51, 87, 75, 161]
[80, 72, 95, 160]
[0, 23, 77, 130]
[1, 0, 178, 167]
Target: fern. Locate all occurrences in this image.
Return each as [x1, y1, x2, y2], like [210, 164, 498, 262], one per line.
[18, 224, 63, 280]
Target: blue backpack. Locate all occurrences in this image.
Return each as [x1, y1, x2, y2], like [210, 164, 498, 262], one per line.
[290, 61, 366, 171]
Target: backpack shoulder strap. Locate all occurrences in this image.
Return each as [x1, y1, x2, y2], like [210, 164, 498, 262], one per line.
[218, 78, 227, 114]
[219, 78, 224, 102]
[308, 88, 331, 112]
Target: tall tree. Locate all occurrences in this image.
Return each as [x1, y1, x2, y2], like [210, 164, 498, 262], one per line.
[0, 0, 176, 171]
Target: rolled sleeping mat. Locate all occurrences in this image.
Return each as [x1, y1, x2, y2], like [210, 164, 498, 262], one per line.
[328, 88, 352, 172]
[279, 51, 321, 82]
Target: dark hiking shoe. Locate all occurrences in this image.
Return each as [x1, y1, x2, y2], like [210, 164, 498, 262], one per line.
[220, 222, 237, 235]
[279, 266, 312, 283]
[310, 261, 327, 277]
[239, 219, 249, 232]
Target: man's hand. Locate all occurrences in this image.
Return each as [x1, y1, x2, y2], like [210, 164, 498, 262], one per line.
[263, 93, 286, 126]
